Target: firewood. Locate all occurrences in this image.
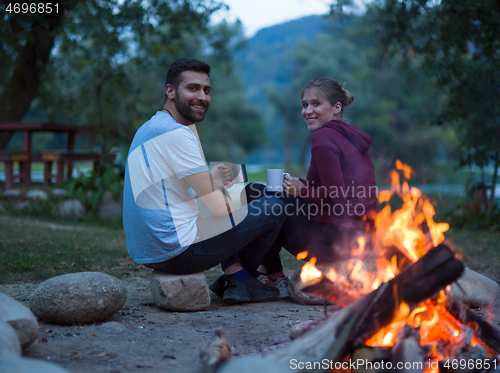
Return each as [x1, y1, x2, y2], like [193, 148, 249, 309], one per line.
[270, 244, 464, 373]
[271, 286, 383, 370]
[391, 335, 425, 373]
[439, 344, 492, 373]
[290, 319, 329, 340]
[200, 327, 231, 373]
[444, 293, 500, 355]
[351, 346, 391, 373]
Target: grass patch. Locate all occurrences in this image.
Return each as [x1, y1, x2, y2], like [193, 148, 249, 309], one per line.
[446, 229, 500, 282]
[0, 215, 135, 283]
[1, 214, 499, 286]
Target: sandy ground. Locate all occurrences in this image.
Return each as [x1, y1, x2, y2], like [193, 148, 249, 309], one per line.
[0, 274, 339, 373]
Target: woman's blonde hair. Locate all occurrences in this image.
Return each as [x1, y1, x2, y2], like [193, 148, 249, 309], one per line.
[301, 77, 354, 116]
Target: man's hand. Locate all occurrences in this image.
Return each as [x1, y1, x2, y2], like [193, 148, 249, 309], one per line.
[211, 163, 234, 190]
[283, 173, 305, 197]
[185, 171, 236, 216]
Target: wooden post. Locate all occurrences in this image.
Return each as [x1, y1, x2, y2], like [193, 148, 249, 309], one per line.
[4, 160, 13, 189]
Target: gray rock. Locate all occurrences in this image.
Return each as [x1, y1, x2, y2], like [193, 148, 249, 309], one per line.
[98, 201, 122, 221]
[30, 272, 127, 325]
[151, 270, 210, 311]
[3, 189, 21, 198]
[51, 189, 67, 198]
[99, 321, 126, 333]
[450, 267, 500, 307]
[100, 190, 114, 204]
[0, 322, 22, 358]
[12, 201, 30, 211]
[0, 293, 39, 351]
[52, 199, 85, 218]
[288, 260, 371, 306]
[26, 190, 48, 200]
[218, 356, 292, 373]
[0, 357, 70, 373]
[288, 265, 336, 306]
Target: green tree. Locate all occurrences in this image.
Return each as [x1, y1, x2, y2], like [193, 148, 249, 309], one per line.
[0, 0, 226, 149]
[367, 0, 500, 222]
[266, 15, 451, 179]
[35, 11, 264, 161]
[197, 21, 267, 162]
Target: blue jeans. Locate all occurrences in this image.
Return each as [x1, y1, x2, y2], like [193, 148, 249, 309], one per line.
[242, 183, 375, 274]
[144, 195, 286, 275]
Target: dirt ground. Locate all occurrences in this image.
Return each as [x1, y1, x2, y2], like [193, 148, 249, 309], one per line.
[3, 266, 500, 373]
[0, 272, 341, 373]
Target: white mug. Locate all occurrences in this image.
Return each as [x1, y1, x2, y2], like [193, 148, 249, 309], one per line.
[266, 169, 285, 192]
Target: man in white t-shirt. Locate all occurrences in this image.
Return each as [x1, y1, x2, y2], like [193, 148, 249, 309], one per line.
[123, 58, 286, 304]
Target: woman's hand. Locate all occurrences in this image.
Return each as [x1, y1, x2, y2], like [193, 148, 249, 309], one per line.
[283, 173, 305, 197]
[210, 164, 234, 190]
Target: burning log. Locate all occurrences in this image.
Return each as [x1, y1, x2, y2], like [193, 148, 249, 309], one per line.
[444, 293, 500, 355]
[270, 244, 464, 372]
[391, 326, 425, 373]
[351, 346, 391, 373]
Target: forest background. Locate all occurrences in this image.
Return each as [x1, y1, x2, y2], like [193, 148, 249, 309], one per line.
[1, 0, 499, 228]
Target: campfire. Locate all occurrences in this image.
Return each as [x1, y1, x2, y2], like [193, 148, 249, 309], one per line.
[200, 161, 500, 373]
[288, 161, 500, 372]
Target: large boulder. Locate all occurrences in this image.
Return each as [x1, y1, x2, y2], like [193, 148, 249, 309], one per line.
[98, 191, 122, 221]
[0, 293, 39, 350]
[26, 190, 48, 201]
[51, 189, 67, 198]
[30, 272, 127, 325]
[52, 199, 85, 218]
[150, 270, 210, 311]
[450, 267, 500, 308]
[0, 322, 22, 358]
[3, 189, 21, 198]
[0, 357, 70, 373]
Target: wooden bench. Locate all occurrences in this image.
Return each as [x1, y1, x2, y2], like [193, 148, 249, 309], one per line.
[40, 151, 115, 186]
[0, 151, 31, 189]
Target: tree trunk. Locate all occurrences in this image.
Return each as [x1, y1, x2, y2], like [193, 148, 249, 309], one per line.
[0, 6, 64, 149]
[486, 150, 499, 225]
[283, 123, 293, 170]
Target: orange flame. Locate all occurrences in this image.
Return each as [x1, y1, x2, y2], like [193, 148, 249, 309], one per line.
[350, 236, 366, 257]
[298, 161, 460, 358]
[300, 257, 322, 283]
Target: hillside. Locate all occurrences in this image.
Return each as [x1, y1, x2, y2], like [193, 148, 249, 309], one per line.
[235, 15, 332, 164]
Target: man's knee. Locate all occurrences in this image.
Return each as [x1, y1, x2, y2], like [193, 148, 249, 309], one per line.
[263, 196, 286, 224]
[247, 195, 285, 223]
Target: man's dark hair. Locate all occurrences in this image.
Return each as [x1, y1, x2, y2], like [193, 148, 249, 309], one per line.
[165, 58, 210, 91]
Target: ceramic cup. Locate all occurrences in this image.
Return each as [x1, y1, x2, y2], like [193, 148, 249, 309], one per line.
[266, 169, 285, 192]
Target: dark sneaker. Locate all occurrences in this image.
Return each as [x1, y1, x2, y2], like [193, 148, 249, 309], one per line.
[209, 275, 226, 299]
[222, 275, 280, 305]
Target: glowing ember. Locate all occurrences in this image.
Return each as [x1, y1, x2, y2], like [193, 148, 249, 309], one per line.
[350, 236, 366, 256]
[296, 251, 308, 260]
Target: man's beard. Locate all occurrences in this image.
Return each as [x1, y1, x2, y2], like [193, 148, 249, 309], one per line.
[174, 93, 208, 123]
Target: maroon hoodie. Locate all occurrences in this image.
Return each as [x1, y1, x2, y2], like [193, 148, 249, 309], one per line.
[298, 120, 378, 230]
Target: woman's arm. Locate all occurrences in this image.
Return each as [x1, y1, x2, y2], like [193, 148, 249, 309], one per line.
[297, 144, 347, 206]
